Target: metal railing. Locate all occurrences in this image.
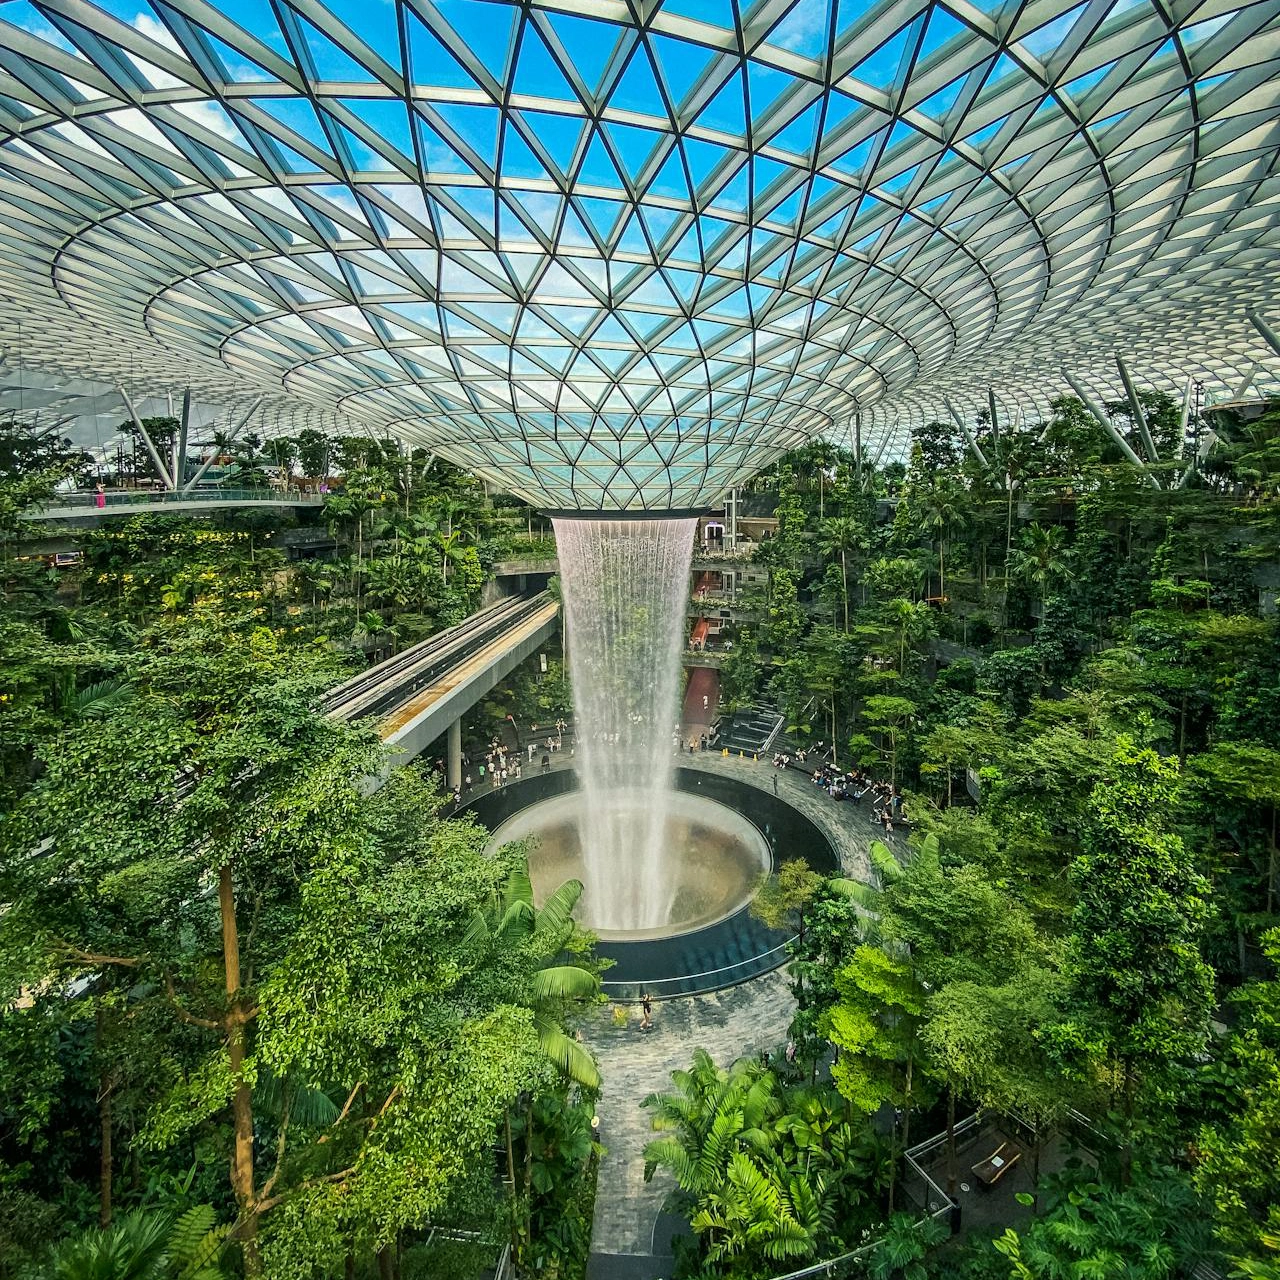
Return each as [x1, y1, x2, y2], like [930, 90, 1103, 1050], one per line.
[760, 712, 787, 755]
[603, 940, 793, 999]
[36, 487, 323, 511]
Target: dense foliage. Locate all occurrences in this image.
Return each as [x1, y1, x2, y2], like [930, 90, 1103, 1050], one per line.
[0, 425, 593, 1279]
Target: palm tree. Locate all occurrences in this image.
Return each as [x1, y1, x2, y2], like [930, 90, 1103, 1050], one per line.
[463, 861, 600, 1088]
[918, 483, 965, 600]
[817, 516, 868, 631]
[882, 598, 932, 675]
[45, 1206, 227, 1280]
[1009, 522, 1074, 596]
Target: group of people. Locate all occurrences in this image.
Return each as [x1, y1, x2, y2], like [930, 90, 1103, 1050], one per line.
[811, 766, 907, 833]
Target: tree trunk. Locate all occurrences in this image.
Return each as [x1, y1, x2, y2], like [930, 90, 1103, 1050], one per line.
[945, 1086, 957, 1199]
[841, 550, 849, 632]
[221, 863, 260, 1275]
[377, 1247, 394, 1280]
[97, 1004, 113, 1228]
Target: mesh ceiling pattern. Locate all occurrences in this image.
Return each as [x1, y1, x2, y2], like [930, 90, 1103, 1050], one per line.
[0, 0, 1278, 508]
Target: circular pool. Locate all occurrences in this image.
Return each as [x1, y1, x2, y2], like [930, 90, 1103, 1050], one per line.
[465, 766, 838, 997]
[484, 788, 771, 941]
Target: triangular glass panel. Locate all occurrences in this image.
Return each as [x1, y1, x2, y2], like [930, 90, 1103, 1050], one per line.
[659, 0, 737, 32]
[609, 45, 665, 116]
[614, 209, 650, 254]
[512, 23, 577, 104]
[341, 100, 414, 165]
[921, 5, 970, 59]
[518, 110, 584, 174]
[849, 21, 917, 92]
[682, 136, 731, 185]
[829, 130, 878, 180]
[333, 122, 396, 172]
[648, 146, 689, 201]
[773, 102, 821, 158]
[544, 12, 620, 95]
[698, 70, 747, 136]
[1017, 3, 1088, 59]
[1065, 60, 1114, 99]
[435, 3, 517, 82]
[298, 16, 375, 80]
[254, 96, 331, 152]
[414, 116, 472, 175]
[201, 28, 279, 83]
[765, 0, 832, 59]
[747, 59, 792, 122]
[639, 203, 679, 242]
[578, 130, 625, 190]
[406, 14, 482, 91]
[604, 121, 660, 181]
[751, 154, 791, 195]
[500, 124, 550, 181]
[648, 32, 717, 106]
[436, 103, 501, 168]
[918, 74, 967, 120]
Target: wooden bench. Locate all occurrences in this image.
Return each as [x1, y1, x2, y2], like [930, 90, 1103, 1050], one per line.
[971, 1140, 1023, 1189]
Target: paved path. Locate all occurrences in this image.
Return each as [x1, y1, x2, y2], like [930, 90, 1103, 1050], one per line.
[583, 969, 794, 1265]
[581, 752, 899, 1271]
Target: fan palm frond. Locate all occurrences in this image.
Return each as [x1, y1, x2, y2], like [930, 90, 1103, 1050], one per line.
[532, 1012, 599, 1089]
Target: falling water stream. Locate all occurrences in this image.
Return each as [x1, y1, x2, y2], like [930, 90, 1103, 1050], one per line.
[552, 517, 697, 931]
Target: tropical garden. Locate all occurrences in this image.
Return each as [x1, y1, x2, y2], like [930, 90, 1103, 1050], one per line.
[0, 423, 594, 1279]
[671, 394, 1280, 1279]
[0, 387, 1278, 1280]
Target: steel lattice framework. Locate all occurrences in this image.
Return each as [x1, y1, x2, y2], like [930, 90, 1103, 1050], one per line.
[0, 0, 1278, 508]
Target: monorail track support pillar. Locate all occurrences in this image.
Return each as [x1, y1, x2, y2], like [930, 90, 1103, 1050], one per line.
[447, 718, 463, 793]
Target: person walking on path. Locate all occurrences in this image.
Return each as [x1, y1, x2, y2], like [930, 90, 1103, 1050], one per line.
[640, 992, 653, 1031]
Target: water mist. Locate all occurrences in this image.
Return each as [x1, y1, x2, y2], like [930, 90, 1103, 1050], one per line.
[552, 517, 696, 931]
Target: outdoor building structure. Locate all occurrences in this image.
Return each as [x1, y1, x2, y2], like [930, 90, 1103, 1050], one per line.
[0, 0, 1276, 508]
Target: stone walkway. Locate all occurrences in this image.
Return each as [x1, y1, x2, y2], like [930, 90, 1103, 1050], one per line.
[581, 753, 895, 1273]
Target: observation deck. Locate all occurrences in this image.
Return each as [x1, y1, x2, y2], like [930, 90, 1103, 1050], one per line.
[26, 488, 324, 521]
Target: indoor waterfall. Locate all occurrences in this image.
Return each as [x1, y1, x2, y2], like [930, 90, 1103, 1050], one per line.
[552, 516, 697, 931]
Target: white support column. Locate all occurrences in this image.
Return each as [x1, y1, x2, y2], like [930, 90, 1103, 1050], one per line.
[1115, 355, 1160, 463]
[447, 718, 462, 792]
[181, 396, 263, 492]
[1250, 311, 1280, 359]
[174, 388, 191, 487]
[118, 384, 175, 490]
[946, 397, 989, 468]
[1235, 362, 1261, 400]
[1176, 378, 1193, 460]
[1062, 369, 1161, 488]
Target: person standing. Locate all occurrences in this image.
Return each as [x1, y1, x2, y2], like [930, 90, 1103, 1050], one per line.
[640, 992, 653, 1031]
[94, 483, 106, 509]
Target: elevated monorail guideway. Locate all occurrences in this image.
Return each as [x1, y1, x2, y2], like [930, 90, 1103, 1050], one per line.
[324, 591, 559, 774]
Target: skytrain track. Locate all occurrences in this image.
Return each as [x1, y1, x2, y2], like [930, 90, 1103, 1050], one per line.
[323, 591, 554, 725]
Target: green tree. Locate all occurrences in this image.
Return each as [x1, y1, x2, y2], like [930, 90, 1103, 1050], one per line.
[817, 515, 870, 631]
[1061, 740, 1213, 1161]
[1195, 929, 1280, 1279]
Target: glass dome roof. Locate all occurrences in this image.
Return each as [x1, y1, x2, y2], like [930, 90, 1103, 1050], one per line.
[0, 0, 1277, 508]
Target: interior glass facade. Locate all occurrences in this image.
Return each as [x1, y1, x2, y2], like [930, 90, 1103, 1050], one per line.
[0, 0, 1277, 507]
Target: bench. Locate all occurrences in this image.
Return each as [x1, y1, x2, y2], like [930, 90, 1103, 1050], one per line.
[971, 1140, 1023, 1189]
